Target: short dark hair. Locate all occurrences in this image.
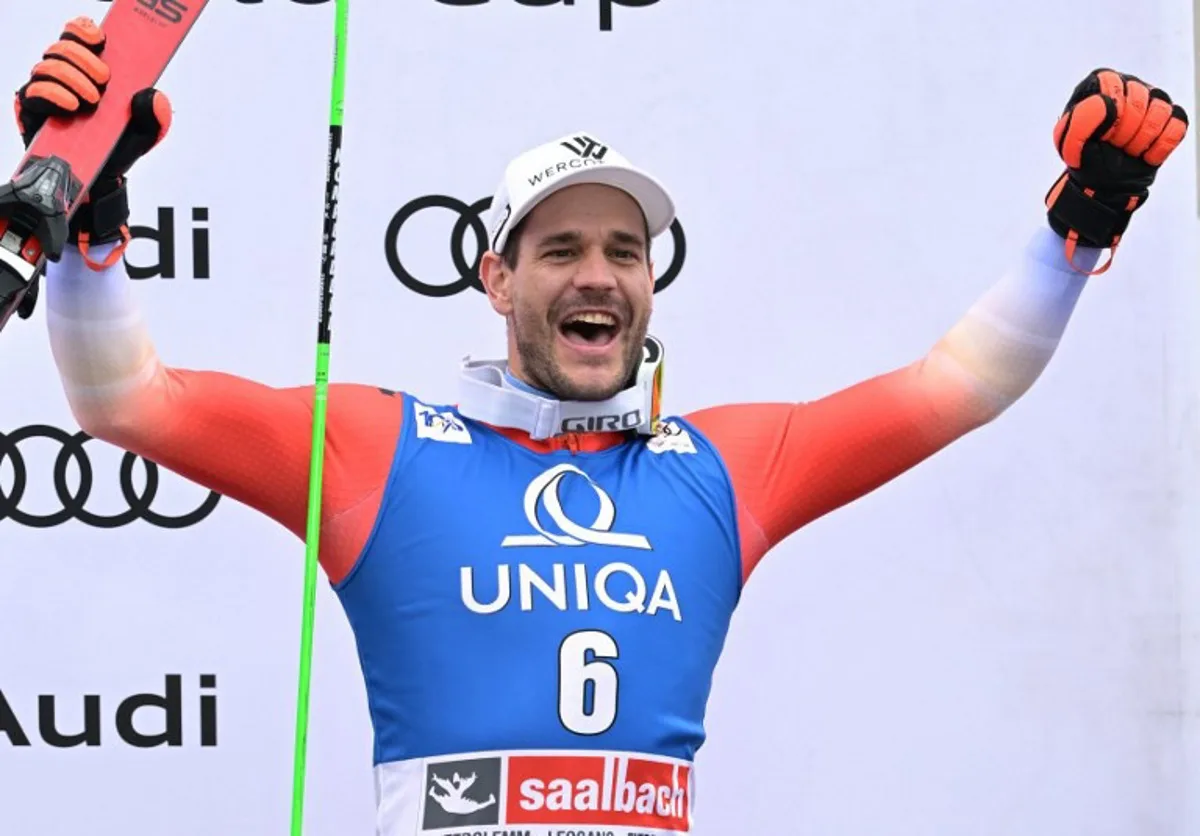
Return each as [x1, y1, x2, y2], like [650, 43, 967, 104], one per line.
[500, 211, 652, 269]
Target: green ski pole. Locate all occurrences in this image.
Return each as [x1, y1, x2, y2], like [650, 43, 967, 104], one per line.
[291, 1, 349, 833]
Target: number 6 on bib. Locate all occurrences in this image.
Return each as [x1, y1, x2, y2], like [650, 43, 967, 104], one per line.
[559, 630, 620, 735]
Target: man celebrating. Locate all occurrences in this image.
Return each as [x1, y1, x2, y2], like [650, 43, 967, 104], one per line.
[16, 16, 1189, 835]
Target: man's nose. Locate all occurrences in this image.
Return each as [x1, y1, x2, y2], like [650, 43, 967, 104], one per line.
[572, 246, 618, 289]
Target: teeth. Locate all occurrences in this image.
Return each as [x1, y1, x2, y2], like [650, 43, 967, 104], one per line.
[567, 312, 617, 327]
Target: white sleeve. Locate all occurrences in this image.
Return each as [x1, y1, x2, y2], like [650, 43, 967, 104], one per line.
[921, 225, 1100, 419]
[43, 242, 164, 430]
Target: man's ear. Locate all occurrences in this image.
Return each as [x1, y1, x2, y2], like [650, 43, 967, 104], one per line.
[479, 250, 513, 316]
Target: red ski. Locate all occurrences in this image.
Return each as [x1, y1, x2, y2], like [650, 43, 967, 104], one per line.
[0, 0, 210, 332]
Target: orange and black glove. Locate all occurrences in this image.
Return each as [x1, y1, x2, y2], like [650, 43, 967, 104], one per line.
[14, 16, 172, 269]
[1046, 68, 1188, 274]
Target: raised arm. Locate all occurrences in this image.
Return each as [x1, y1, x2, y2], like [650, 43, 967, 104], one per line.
[20, 19, 398, 584]
[688, 226, 1094, 581]
[687, 67, 1188, 584]
[45, 240, 401, 584]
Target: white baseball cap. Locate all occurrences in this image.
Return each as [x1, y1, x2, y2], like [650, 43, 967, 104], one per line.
[485, 131, 675, 255]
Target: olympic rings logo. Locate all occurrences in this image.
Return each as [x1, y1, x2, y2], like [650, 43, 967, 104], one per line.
[0, 425, 221, 529]
[384, 194, 688, 299]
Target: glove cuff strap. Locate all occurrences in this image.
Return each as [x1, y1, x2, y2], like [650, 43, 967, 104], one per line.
[69, 178, 130, 245]
[1045, 173, 1144, 249]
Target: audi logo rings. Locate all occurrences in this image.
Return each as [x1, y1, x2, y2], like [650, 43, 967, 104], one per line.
[385, 194, 688, 298]
[386, 195, 492, 298]
[0, 425, 221, 529]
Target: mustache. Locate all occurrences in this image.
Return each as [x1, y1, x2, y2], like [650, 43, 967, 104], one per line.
[548, 290, 633, 325]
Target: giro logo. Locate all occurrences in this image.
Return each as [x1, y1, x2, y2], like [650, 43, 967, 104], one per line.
[0, 675, 217, 748]
[433, 0, 662, 32]
[385, 195, 686, 298]
[0, 425, 221, 529]
[501, 463, 651, 549]
[562, 411, 642, 433]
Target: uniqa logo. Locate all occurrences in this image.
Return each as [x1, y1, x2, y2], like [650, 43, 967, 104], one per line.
[502, 463, 650, 550]
[461, 464, 680, 619]
[461, 562, 682, 621]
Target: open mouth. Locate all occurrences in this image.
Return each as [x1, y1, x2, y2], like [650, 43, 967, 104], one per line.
[559, 311, 621, 348]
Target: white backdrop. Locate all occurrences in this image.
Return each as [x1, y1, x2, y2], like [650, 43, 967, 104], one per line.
[1, 1, 1198, 834]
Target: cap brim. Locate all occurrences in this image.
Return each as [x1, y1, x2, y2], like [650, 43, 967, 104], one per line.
[506, 165, 675, 249]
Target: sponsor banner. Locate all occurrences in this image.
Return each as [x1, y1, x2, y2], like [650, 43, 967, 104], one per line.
[420, 750, 692, 835]
[0, 674, 218, 749]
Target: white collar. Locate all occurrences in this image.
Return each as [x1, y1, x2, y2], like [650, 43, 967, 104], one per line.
[456, 336, 665, 440]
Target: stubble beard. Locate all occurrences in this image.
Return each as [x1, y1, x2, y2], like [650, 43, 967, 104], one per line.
[512, 304, 650, 402]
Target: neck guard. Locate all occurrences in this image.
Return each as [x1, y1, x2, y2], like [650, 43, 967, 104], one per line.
[456, 336, 664, 440]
